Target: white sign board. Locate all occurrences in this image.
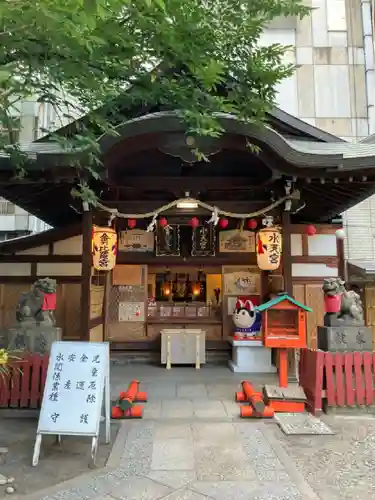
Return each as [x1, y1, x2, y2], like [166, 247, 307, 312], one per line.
[32, 341, 110, 467]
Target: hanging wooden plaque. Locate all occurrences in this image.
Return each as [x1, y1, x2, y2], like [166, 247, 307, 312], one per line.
[118, 230, 154, 252]
[223, 270, 260, 295]
[156, 225, 180, 256]
[113, 264, 143, 286]
[192, 225, 216, 256]
[90, 284, 105, 319]
[219, 230, 255, 253]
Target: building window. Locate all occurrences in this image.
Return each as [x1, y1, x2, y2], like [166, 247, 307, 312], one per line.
[0, 201, 15, 215]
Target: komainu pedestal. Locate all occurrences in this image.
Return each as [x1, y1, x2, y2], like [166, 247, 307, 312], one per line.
[6, 325, 61, 354]
[319, 278, 372, 352]
[317, 326, 372, 352]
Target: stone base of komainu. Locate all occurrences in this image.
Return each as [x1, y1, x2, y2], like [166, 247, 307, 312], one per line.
[3, 277, 61, 354]
[319, 278, 372, 352]
[6, 326, 62, 354]
[317, 325, 372, 352]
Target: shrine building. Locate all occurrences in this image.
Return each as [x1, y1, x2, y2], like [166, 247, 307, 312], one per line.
[0, 94, 375, 359]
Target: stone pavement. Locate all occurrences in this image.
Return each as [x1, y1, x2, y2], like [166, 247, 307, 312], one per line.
[25, 420, 319, 500]
[16, 365, 375, 500]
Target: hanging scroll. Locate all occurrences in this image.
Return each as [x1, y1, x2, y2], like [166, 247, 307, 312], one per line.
[192, 225, 216, 256]
[156, 224, 180, 256]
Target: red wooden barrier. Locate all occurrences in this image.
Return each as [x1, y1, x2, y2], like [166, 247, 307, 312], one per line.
[0, 353, 49, 409]
[299, 349, 375, 413]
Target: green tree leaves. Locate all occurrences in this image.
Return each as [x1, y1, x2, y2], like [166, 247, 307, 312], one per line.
[0, 0, 310, 201]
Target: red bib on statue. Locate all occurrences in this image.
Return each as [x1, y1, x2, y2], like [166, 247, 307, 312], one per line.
[42, 292, 57, 311]
[324, 294, 341, 313]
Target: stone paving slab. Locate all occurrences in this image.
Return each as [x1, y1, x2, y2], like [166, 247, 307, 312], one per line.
[110, 476, 172, 500]
[22, 420, 321, 500]
[151, 438, 195, 470]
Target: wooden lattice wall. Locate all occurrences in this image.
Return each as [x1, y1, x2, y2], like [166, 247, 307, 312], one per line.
[293, 283, 325, 349]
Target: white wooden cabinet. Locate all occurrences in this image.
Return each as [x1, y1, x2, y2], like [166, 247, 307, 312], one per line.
[161, 329, 206, 369]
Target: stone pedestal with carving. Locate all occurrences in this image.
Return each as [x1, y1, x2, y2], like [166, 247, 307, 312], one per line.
[317, 326, 372, 352]
[5, 326, 62, 354]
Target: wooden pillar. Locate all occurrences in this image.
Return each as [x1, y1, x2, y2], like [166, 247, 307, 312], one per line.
[282, 211, 298, 382]
[337, 237, 346, 281]
[281, 211, 292, 295]
[80, 204, 93, 341]
[103, 270, 112, 341]
[261, 271, 270, 301]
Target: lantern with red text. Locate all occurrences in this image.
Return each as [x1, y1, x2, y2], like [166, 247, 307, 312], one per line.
[92, 226, 117, 271]
[256, 227, 282, 271]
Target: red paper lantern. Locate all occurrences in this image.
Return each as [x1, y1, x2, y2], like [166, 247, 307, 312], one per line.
[128, 219, 136, 229]
[219, 218, 229, 229]
[306, 224, 317, 236]
[189, 217, 199, 229]
[247, 219, 257, 230]
[159, 217, 168, 227]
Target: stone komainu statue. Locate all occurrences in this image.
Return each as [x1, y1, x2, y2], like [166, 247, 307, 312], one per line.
[322, 277, 364, 325]
[16, 278, 57, 326]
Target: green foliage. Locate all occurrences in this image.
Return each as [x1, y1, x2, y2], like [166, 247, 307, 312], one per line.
[0, 0, 310, 201]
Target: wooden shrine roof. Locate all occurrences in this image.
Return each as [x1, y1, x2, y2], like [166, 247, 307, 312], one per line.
[0, 107, 375, 227]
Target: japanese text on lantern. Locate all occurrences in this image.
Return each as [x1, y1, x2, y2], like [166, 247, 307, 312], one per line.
[99, 232, 110, 269]
[92, 226, 117, 271]
[268, 231, 281, 265]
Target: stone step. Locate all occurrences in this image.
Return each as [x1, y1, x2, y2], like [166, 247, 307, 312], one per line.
[110, 350, 230, 365]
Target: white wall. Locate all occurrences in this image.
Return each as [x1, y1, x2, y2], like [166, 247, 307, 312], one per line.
[260, 0, 371, 141]
[260, 2, 375, 261]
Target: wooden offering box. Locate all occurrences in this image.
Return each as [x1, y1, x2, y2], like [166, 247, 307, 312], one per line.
[257, 294, 311, 350]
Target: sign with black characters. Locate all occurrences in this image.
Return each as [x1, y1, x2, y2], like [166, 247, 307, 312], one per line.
[32, 341, 110, 467]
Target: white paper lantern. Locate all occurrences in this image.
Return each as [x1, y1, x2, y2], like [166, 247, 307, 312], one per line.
[335, 228, 345, 240]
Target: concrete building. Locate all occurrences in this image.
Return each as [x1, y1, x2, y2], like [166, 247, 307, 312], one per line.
[261, 0, 375, 267]
[0, 96, 80, 240]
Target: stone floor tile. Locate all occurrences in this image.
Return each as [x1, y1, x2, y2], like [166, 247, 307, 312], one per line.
[152, 438, 195, 470]
[195, 446, 257, 481]
[177, 384, 208, 399]
[206, 384, 234, 400]
[155, 423, 192, 440]
[161, 400, 194, 418]
[143, 401, 162, 419]
[144, 383, 177, 400]
[193, 400, 227, 419]
[190, 480, 261, 500]
[119, 436, 154, 476]
[161, 489, 211, 499]
[191, 423, 238, 445]
[249, 484, 303, 500]
[255, 469, 291, 482]
[146, 470, 196, 489]
[109, 476, 171, 500]
[221, 400, 240, 418]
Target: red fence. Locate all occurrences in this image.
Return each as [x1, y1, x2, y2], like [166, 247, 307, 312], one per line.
[0, 353, 49, 409]
[300, 349, 375, 414]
